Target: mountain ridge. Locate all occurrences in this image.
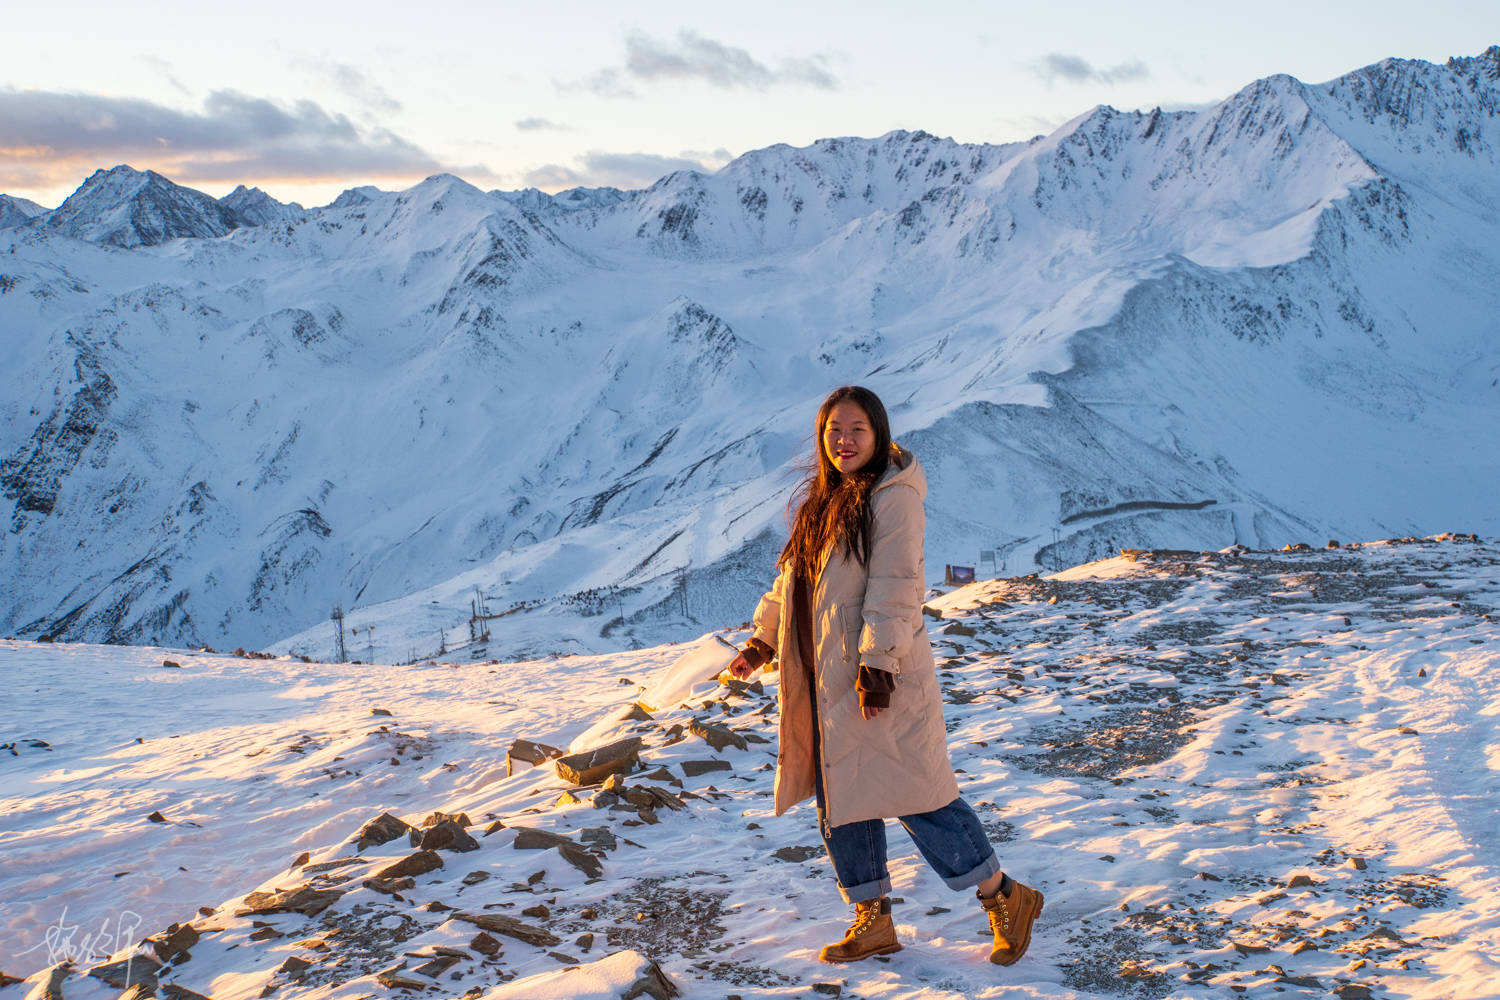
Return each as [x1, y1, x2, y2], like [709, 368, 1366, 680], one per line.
[1, 48, 1496, 660]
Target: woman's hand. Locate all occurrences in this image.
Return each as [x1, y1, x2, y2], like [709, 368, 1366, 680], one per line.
[727, 652, 755, 680]
[861, 705, 884, 720]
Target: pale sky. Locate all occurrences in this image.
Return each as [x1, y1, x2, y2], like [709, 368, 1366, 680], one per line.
[4, 0, 1497, 208]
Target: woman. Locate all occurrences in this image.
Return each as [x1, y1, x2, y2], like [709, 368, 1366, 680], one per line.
[728, 385, 1042, 965]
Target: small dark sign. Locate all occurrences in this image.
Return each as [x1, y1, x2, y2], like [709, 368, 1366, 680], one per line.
[945, 565, 976, 585]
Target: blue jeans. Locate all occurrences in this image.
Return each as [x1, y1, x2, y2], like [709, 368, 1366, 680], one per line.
[814, 759, 1001, 904]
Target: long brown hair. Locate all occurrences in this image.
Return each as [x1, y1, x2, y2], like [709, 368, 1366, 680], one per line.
[779, 386, 893, 576]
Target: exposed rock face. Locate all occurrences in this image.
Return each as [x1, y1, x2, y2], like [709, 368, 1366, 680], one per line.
[42, 166, 241, 247]
[689, 720, 747, 752]
[1, 346, 116, 531]
[0, 194, 47, 229]
[219, 185, 306, 227]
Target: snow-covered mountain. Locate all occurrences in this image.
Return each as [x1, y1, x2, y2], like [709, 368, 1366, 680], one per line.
[33, 165, 245, 247]
[494, 184, 630, 215]
[0, 194, 48, 230]
[219, 184, 307, 227]
[1, 48, 1497, 660]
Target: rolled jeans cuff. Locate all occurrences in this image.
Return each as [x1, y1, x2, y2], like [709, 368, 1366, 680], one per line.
[939, 851, 1001, 892]
[836, 872, 894, 905]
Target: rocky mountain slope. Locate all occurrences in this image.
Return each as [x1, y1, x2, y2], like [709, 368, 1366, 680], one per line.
[0, 49, 1497, 658]
[0, 194, 48, 230]
[3, 534, 1497, 998]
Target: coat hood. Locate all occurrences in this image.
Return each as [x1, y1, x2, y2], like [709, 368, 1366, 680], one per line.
[874, 443, 927, 501]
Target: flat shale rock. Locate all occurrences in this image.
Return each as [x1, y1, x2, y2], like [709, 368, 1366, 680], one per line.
[88, 955, 162, 989]
[160, 986, 213, 1000]
[621, 959, 682, 1000]
[559, 843, 604, 878]
[511, 826, 576, 851]
[376, 850, 444, 878]
[469, 931, 502, 956]
[363, 875, 415, 894]
[554, 737, 642, 786]
[412, 954, 461, 978]
[579, 826, 618, 851]
[420, 810, 472, 828]
[420, 818, 479, 852]
[277, 956, 312, 976]
[517, 826, 610, 874]
[37, 963, 71, 1000]
[354, 812, 411, 851]
[376, 964, 427, 989]
[680, 759, 732, 778]
[236, 885, 346, 917]
[149, 922, 200, 962]
[451, 911, 561, 947]
[507, 738, 563, 776]
[689, 720, 747, 752]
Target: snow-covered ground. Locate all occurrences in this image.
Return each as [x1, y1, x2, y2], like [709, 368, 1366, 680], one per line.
[4, 534, 1497, 999]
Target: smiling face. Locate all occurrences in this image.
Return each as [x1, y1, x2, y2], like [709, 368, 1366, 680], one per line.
[822, 400, 877, 475]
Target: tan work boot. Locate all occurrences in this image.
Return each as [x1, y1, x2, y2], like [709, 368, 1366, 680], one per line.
[819, 897, 901, 962]
[978, 880, 1043, 966]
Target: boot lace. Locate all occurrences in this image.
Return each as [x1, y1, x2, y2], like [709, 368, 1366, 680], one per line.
[849, 899, 883, 935]
[983, 895, 1012, 937]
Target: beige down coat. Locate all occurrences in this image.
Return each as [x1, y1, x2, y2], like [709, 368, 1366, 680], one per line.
[751, 445, 960, 828]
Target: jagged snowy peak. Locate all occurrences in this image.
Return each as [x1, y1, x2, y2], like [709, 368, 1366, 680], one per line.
[39, 164, 242, 247]
[1306, 47, 1500, 203]
[574, 130, 1027, 258]
[220, 184, 306, 226]
[1, 50, 1498, 660]
[495, 185, 631, 215]
[0, 193, 48, 229]
[326, 184, 386, 209]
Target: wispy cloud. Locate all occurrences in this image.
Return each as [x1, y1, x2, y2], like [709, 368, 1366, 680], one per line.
[0, 87, 493, 192]
[557, 29, 837, 98]
[1034, 53, 1150, 87]
[515, 117, 568, 132]
[138, 55, 191, 96]
[523, 148, 734, 191]
[561, 67, 639, 100]
[289, 57, 403, 115]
